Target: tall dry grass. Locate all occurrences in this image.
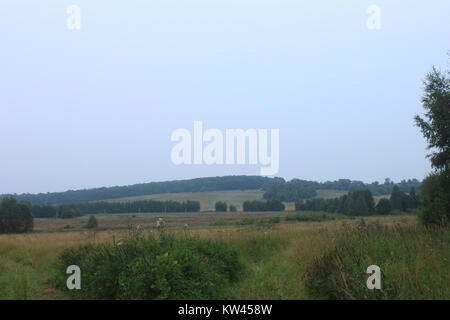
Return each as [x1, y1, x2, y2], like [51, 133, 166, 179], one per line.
[2, 215, 441, 300]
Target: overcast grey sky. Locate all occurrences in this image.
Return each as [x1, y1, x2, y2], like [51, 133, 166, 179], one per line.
[1, 0, 449, 194]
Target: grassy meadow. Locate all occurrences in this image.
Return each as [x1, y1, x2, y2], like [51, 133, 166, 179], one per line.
[0, 212, 448, 300]
[99, 189, 362, 211]
[102, 190, 266, 211]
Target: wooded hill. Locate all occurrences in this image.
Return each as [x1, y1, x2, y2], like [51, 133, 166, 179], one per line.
[1, 175, 421, 205]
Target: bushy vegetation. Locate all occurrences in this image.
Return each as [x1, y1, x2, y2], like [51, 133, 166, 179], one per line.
[58, 204, 82, 219]
[76, 199, 201, 214]
[215, 201, 227, 212]
[243, 199, 285, 212]
[31, 199, 201, 217]
[53, 229, 244, 299]
[295, 188, 375, 216]
[31, 204, 57, 218]
[263, 179, 317, 201]
[263, 178, 421, 202]
[285, 212, 344, 222]
[375, 198, 391, 215]
[390, 186, 419, 212]
[84, 216, 98, 229]
[419, 172, 449, 227]
[296, 187, 419, 216]
[0, 197, 33, 234]
[304, 220, 449, 299]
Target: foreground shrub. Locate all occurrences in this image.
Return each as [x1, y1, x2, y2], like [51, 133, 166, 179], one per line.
[53, 230, 244, 299]
[304, 221, 449, 299]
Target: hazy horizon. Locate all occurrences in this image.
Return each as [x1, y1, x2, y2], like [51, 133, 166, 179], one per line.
[0, 174, 423, 196]
[2, 1, 449, 194]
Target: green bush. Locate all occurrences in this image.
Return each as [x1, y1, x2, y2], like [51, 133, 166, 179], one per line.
[209, 220, 233, 226]
[229, 205, 237, 212]
[304, 221, 449, 299]
[268, 216, 281, 224]
[236, 218, 257, 225]
[85, 216, 98, 229]
[285, 212, 338, 222]
[53, 230, 244, 299]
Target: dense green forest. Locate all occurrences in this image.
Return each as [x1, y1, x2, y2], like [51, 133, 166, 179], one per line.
[1, 175, 420, 205]
[295, 186, 420, 216]
[2, 176, 282, 205]
[31, 200, 201, 217]
[263, 178, 421, 201]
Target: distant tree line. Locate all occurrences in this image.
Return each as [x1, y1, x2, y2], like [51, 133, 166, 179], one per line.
[1, 175, 421, 206]
[2, 176, 282, 205]
[31, 199, 201, 217]
[0, 197, 34, 233]
[264, 178, 421, 202]
[295, 186, 419, 216]
[243, 200, 285, 212]
[213, 202, 237, 212]
[263, 179, 318, 201]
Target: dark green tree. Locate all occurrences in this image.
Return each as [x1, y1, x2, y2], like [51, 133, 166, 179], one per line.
[414, 66, 450, 171]
[375, 198, 392, 215]
[58, 204, 82, 219]
[229, 205, 237, 212]
[347, 194, 369, 216]
[215, 201, 227, 212]
[409, 187, 419, 209]
[414, 62, 449, 226]
[390, 185, 409, 211]
[0, 197, 34, 233]
[419, 173, 448, 227]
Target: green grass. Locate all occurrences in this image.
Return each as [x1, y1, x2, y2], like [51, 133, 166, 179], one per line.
[99, 189, 357, 212]
[304, 220, 449, 299]
[103, 190, 266, 211]
[1, 215, 447, 300]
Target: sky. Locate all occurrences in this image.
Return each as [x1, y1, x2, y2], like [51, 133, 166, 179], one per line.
[1, 0, 449, 194]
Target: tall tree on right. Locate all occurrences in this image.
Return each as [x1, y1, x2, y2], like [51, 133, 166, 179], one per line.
[414, 60, 450, 227]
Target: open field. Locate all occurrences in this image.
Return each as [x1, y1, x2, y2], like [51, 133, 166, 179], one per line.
[102, 190, 265, 211]
[33, 210, 299, 232]
[1, 213, 447, 300]
[99, 189, 364, 212]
